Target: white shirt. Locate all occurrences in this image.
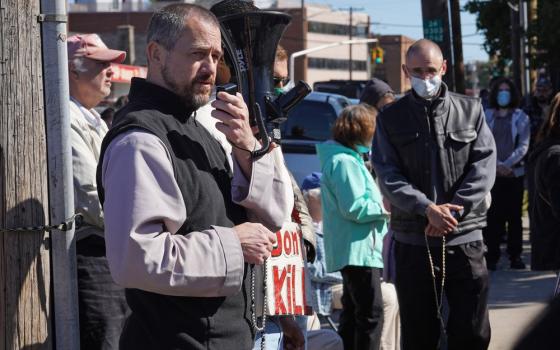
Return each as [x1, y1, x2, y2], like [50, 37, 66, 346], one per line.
[69, 98, 108, 238]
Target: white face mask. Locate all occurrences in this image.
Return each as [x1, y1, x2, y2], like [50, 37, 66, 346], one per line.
[410, 75, 442, 99]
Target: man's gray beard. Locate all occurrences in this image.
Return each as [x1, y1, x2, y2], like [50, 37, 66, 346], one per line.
[191, 93, 209, 110]
[162, 66, 210, 110]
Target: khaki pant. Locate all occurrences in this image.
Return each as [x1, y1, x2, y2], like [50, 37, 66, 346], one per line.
[380, 282, 401, 350]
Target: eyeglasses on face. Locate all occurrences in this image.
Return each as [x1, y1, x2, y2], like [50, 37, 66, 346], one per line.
[273, 76, 290, 87]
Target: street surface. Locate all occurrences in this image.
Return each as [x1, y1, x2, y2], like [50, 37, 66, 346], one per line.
[326, 216, 557, 350]
[488, 216, 557, 350]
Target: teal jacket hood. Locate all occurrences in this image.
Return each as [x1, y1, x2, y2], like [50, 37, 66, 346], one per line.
[317, 141, 360, 165]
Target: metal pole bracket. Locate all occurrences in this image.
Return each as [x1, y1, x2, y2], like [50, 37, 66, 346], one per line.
[37, 14, 68, 23]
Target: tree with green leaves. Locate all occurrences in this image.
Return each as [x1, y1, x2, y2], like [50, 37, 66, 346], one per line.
[533, 1, 560, 74]
[466, 0, 560, 87]
[465, 0, 511, 73]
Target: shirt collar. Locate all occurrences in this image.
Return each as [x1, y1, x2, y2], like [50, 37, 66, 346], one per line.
[70, 97, 104, 132]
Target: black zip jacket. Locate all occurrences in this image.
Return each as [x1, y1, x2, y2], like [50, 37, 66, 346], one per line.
[372, 83, 497, 235]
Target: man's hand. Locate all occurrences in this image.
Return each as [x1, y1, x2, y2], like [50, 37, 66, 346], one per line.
[250, 125, 280, 155]
[233, 222, 276, 265]
[212, 91, 255, 152]
[425, 223, 447, 237]
[425, 203, 463, 236]
[497, 164, 513, 177]
[279, 317, 305, 350]
[382, 197, 392, 213]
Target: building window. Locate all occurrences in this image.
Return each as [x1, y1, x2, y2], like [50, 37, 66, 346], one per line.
[308, 21, 368, 37]
[308, 57, 367, 71]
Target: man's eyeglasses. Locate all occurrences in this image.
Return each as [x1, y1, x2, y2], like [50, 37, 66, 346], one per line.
[273, 76, 290, 87]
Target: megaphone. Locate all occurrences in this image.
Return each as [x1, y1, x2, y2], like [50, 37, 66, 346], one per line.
[211, 0, 311, 158]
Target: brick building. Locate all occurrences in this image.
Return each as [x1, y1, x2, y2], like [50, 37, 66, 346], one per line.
[274, 3, 371, 86]
[68, 1, 412, 95]
[372, 35, 415, 94]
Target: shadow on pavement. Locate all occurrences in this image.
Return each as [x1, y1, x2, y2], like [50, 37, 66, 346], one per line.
[489, 270, 556, 308]
[487, 221, 557, 308]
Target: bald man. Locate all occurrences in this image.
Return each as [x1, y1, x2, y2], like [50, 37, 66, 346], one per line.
[371, 39, 496, 350]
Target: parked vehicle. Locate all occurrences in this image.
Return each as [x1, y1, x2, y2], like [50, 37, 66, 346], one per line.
[280, 91, 351, 185]
[313, 80, 369, 100]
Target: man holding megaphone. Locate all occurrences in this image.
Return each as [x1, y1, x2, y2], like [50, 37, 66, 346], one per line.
[96, 3, 292, 349]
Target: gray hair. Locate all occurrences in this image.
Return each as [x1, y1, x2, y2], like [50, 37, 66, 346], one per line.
[302, 188, 321, 204]
[70, 57, 89, 73]
[147, 3, 219, 50]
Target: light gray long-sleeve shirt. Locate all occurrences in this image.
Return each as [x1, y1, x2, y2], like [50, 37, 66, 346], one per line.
[101, 129, 286, 297]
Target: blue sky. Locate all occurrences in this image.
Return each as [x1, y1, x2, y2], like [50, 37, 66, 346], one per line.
[319, 0, 488, 62]
[68, 0, 488, 62]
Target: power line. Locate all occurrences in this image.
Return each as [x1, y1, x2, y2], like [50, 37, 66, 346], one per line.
[281, 33, 485, 47]
[368, 22, 478, 28]
[280, 34, 386, 45]
[370, 22, 422, 28]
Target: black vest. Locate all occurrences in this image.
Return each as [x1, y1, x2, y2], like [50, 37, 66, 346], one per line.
[97, 78, 253, 350]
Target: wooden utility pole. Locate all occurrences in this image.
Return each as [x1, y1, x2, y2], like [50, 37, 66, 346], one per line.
[510, 1, 522, 92]
[450, 0, 466, 94]
[340, 6, 364, 81]
[520, 0, 531, 98]
[0, 0, 52, 348]
[529, 0, 538, 87]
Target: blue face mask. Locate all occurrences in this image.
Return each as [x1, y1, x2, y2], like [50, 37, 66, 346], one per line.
[355, 144, 371, 154]
[497, 90, 511, 107]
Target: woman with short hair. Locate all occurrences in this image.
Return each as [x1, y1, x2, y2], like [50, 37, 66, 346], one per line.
[316, 104, 389, 350]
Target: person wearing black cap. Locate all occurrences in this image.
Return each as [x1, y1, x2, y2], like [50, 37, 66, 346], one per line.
[359, 78, 396, 111]
[359, 78, 397, 177]
[523, 76, 555, 151]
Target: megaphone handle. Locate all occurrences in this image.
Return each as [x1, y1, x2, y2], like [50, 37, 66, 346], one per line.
[251, 103, 270, 159]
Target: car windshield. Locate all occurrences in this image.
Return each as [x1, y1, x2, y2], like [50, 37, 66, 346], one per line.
[281, 100, 338, 141]
[314, 82, 366, 99]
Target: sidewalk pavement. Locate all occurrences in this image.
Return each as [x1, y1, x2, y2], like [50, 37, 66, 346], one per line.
[325, 217, 557, 349]
[488, 216, 557, 350]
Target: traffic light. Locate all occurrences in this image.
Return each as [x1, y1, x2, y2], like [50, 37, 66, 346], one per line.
[371, 46, 384, 64]
[375, 47, 384, 64]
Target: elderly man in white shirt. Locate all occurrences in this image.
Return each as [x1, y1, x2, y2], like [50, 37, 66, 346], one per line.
[67, 33, 128, 350]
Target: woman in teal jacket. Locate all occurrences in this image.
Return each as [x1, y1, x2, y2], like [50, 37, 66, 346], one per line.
[316, 104, 389, 350]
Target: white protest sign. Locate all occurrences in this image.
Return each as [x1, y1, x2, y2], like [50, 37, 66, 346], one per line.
[265, 221, 310, 316]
